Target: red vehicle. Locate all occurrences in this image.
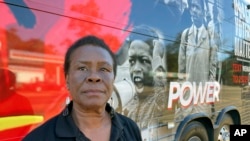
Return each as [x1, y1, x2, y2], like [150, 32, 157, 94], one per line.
[0, 0, 250, 140]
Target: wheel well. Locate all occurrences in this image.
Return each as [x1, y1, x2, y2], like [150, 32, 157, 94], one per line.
[194, 117, 214, 141]
[215, 106, 241, 127]
[175, 113, 215, 141]
[227, 110, 241, 124]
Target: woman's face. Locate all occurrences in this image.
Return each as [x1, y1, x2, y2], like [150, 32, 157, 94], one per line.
[66, 45, 115, 110]
[128, 40, 153, 94]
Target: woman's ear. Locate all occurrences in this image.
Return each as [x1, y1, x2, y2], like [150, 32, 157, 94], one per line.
[66, 75, 69, 90]
[66, 84, 69, 90]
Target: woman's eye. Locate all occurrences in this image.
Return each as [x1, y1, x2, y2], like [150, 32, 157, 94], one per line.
[78, 67, 87, 71]
[101, 68, 110, 72]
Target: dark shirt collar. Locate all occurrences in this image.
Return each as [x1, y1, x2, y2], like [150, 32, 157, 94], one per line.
[55, 101, 124, 139]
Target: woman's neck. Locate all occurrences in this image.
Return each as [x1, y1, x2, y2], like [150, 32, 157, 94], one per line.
[72, 104, 109, 129]
[71, 105, 111, 141]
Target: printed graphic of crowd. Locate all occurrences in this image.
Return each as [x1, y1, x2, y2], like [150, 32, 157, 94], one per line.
[109, 0, 223, 140]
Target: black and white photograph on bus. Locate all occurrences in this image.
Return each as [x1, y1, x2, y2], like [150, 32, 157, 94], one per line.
[1, 0, 250, 140]
[111, 0, 225, 140]
[112, 25, 170, 140]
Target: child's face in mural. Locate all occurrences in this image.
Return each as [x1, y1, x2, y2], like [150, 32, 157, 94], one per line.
[128, 40, 153, 94]
[190, 0, 204, 27]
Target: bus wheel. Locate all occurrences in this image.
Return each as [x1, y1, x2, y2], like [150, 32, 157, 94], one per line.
[215, 114, 233, 141]
[180, 121, 208, 141]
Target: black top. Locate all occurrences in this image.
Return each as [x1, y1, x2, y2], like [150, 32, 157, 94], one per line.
[22, 102, 142, 141]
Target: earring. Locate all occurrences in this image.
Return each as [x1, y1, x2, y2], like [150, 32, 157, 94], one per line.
[63, 96, 70, 116]
[65, 96, 70, 105]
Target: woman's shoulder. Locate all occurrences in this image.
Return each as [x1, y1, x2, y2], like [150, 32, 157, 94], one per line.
[114, 112, 140, 130]
[115, 112, 134, 122]
[114, 112, 142, 140]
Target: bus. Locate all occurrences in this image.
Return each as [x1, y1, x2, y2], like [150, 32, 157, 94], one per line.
[0, 0, 249, 140]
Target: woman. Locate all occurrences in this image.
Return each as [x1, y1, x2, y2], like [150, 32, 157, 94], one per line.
[23, 35, 142, 141]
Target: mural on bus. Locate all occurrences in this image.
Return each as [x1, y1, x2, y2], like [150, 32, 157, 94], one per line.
[0, 0, 250, 140]
[112, 0, 226, 140]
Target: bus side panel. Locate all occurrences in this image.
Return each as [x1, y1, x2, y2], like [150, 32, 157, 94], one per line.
[1, 0, 250, 141]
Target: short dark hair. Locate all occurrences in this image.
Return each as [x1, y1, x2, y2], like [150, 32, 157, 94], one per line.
[63, 35, 117, 77]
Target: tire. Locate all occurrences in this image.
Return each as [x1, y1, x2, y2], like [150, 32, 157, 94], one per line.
[215, 114, 233, 141]
[179, 121, 209, 141]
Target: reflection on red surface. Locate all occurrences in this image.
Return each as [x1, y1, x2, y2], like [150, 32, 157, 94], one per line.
[0, 125, 34, 141]
[0, 68, 34, 140]
[0, 28, 7, 69]
[45, 0, 131, 55]
[0, 0, 131, 140]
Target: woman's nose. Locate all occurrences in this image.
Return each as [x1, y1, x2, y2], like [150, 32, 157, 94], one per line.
[87, 71, 101, 82]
